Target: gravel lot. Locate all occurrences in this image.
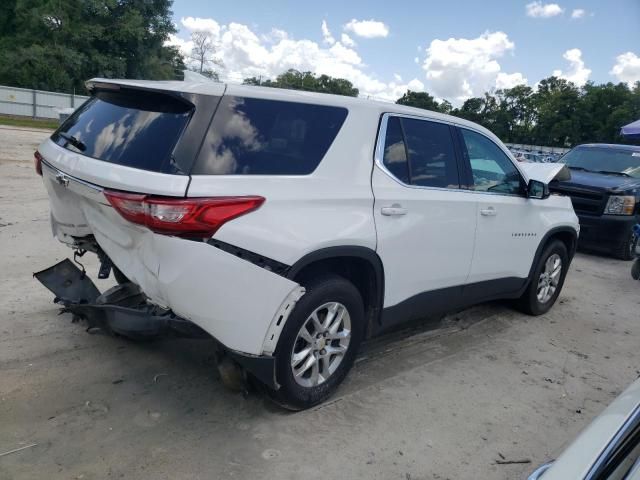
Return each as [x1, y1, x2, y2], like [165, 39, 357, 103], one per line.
[1, 125, 638, 480]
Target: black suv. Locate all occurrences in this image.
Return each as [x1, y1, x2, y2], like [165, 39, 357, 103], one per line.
[550, 143, 640, 260]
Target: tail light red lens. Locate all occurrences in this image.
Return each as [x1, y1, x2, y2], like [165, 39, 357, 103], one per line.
[34, 151, 43, 176]
[103, 190, 264, 238]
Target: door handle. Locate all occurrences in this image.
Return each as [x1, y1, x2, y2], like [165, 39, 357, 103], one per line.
[381, 204, 408, 216]
[480, 207, 497, 216]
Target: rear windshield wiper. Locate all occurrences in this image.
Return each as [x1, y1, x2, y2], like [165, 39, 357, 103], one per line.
[595, 170, 631, 177]
[58, 132, 86, 152]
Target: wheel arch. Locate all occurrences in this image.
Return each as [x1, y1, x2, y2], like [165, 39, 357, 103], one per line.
[286, 246, 385, 337]
[527, 226, 578, 282]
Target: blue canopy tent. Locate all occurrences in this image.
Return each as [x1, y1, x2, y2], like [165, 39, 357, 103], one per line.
[621, 119, 640, 139]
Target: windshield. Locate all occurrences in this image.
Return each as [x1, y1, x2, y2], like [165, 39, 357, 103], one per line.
[561, 146, 640, 178]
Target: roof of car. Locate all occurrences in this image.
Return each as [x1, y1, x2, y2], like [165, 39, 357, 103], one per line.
[576, 143, 640, 152]
[86, 77, 502, 144]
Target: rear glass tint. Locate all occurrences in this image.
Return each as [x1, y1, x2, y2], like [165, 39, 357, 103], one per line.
[192, 96, 348, 175]
[52, 90, 193, 174]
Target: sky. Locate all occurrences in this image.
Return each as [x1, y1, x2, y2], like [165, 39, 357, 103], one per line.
[167, 0, 640, 103]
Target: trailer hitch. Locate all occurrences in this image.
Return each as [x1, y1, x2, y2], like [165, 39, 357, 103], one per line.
[34, 259, 209, 340]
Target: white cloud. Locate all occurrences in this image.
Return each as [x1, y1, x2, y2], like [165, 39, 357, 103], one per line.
[383, 78, 426, 100]
[571, 8, 586, 19]
[340, 33, 355, 48]
[169, 16, 411, 100]
[181, 16, 221, 35]
[321, 20, 335, 45]
[610, 52, 640, 87]
[421, 31, 522, 102]
[344, 19, 389, 38]
[526, 2, 564, 18]
[496, 72, 528, 89]
[407, 78, 425, 91]
[552, 48, 591, 86]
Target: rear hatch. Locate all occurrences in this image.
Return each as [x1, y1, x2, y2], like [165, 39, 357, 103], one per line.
[39, 79, 225, 233]
[37, 80, 224, 296]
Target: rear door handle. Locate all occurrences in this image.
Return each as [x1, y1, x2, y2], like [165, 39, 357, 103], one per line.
[480, 207, 497, 216]
[381, 204, 408, 216]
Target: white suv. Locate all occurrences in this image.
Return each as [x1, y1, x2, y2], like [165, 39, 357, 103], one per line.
[36, 79, 579, 409]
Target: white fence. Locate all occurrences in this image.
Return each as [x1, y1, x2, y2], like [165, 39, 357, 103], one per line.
[0, 85, 89, 119]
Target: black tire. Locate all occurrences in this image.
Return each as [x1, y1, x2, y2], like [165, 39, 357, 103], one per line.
[612, 230, 638, 261]
[517, 240, 569, 316]
[267, 275, 364, 410]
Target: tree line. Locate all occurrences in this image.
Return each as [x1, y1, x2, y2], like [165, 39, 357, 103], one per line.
[249, 69, 639, 148]
[0, 0, 184, 94]
[396, 78, 640, 147]
[1, 1, 637, 147]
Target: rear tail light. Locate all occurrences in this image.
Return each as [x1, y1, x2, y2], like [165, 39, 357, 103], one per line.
[103, 190, 265, 238]
[34, 151, 43, 176]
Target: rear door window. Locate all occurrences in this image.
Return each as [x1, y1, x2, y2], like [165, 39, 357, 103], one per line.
[52, 90, 193, 174]
[402, 118, 460, 188]
[379, 115, 460, 188]
[382, 116, 410, 183]
[192, 96, 348, 175]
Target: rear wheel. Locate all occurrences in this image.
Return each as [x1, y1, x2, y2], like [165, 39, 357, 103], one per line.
[517, 240, 568, 315]
[267, 275, 364, 410]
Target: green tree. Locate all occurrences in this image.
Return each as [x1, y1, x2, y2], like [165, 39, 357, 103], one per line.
[0, 0, 184, 93]
[530, 77, 581, 146]
[396, 90, 442, 112]
[243, 69, 358, 97]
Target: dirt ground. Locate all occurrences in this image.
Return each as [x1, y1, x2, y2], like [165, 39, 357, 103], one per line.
[0, 125, 638, 480]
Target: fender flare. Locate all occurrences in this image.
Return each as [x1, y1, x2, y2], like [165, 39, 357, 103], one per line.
[286, 246, 385, 327]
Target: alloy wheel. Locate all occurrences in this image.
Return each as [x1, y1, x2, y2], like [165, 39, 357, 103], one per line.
[537, 253, 562, 304]
[290, 302, 351, 387]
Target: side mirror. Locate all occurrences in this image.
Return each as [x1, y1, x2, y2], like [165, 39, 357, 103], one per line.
[528, 180, 550, 199]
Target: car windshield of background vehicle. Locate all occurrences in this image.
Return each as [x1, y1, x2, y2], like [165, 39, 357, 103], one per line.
[560, 147, 640, 178]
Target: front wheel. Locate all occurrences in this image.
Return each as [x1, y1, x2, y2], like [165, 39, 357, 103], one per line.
[613, 229, 638, 261]
[267, 275, 364, 410]
[517, 240, 569, 315]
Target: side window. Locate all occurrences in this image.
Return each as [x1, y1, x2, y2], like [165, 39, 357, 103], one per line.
[382, 116, 410, 183]
[192, 96, 348, 175]
[460, 128, 523, 195]
[402, 118, 460, 188]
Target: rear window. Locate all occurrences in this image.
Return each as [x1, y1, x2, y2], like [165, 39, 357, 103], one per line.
[52, 90, 193, 174]
[192, 96, 348, 175]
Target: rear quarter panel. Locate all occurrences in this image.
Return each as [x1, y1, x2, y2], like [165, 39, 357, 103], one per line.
[187, 103, 380, 266]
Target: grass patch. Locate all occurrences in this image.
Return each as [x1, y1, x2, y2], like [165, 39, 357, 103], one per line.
[0, 116, 58, 130]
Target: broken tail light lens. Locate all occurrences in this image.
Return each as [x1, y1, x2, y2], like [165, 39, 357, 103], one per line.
[34, 151, 43, 176]
[103, 190, 265, 238]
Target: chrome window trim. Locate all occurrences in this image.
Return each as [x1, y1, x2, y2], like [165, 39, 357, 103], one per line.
[373, 112, 528, 198]
[585, 404, 640, 480]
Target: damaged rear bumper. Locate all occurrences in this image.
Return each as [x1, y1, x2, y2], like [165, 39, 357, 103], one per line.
[34, 259, 280, 389]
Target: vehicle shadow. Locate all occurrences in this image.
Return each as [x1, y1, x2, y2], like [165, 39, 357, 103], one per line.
[120, 300, 516, 414]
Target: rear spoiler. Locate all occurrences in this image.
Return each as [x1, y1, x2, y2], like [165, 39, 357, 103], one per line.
[85, 77, 226, 97]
